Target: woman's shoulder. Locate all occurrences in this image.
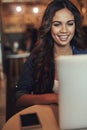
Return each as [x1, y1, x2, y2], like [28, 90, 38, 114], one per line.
[72, 45, 87, 54]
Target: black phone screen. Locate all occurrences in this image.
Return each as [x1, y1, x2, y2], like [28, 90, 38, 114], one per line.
[20, 112, 42, 129]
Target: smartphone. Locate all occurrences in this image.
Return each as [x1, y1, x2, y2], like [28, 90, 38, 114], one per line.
[20, 112, 42, 130]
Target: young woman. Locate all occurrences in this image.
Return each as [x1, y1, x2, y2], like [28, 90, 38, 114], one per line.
[15, 0, 87, 108]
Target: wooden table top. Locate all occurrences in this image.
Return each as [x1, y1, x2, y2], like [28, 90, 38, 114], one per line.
[2, 105, 59, 130]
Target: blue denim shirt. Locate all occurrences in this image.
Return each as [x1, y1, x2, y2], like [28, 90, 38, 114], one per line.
[72, 45, 87, 54]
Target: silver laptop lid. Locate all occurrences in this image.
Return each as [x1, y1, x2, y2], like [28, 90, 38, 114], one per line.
[57, 55, 87, 130]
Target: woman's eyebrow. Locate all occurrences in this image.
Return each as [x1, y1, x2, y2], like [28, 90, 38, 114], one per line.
[52, 20, 75, 23]
[52, 21, 61, 23]
[67, 20, 75, 22]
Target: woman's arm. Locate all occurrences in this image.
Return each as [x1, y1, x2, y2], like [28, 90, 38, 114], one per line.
[16, 93, 58, 107]
[16, 54, 58, 108]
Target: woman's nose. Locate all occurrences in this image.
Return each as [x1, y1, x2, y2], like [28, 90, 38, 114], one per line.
[60, 25, 68, 33]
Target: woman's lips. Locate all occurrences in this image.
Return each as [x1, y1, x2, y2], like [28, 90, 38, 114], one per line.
[59, 35, 69, 41]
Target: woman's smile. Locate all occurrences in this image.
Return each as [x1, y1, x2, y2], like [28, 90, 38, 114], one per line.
[57, 35, 69, 41]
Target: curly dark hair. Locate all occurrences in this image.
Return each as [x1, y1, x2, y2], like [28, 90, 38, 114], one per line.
[31, 0, 83, 93]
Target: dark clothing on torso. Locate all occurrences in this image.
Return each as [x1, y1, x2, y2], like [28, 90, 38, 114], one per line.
[15, 45, 87, 100]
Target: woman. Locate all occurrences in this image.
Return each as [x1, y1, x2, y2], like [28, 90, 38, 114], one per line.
[16, 0, 87, 108]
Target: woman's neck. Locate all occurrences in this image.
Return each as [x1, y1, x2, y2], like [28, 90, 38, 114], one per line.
[54, 44, 72, 59]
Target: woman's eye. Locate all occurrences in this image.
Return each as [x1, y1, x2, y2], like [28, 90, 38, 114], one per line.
[68, 22, 74, 26]
[52, 23, 60, 26]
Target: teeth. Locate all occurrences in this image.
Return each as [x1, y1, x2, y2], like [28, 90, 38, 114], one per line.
[59, 36, 68, 39]
[58, 35, 68, 41]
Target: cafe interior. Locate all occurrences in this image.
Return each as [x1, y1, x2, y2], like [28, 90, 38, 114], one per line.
[0, 0, 87, 130]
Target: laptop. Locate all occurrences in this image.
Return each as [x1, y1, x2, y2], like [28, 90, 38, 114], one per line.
[57, 54, 87, 130]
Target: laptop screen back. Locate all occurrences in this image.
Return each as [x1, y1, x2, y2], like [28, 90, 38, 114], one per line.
[57, 55, 87, 130]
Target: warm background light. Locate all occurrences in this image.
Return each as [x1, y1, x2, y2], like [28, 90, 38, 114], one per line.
[33, 7, 39, 14]
[16, 6, 22, 12]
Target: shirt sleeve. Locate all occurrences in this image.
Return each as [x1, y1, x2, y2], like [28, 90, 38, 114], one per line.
[15, 54, 34, 100]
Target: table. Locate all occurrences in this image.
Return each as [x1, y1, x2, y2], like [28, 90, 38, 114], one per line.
[6, 52, 30, 81]
[6, 53, 30, 59]
[2, 105, 59, 130]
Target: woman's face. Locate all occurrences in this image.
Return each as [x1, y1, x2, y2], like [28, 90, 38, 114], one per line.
[51, 8, 75, 46]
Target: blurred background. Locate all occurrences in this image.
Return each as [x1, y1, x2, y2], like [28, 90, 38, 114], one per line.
[0, 0, 87, 129]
